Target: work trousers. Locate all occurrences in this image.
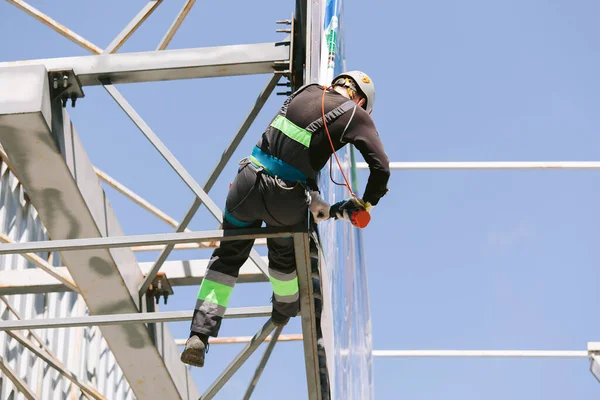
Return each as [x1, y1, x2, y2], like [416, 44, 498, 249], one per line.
[190, 161, 308, 336]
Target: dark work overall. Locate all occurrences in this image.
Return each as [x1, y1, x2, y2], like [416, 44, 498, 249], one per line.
[190, 84, 356, 336]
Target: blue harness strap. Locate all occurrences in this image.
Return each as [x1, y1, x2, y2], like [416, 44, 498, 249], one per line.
[224, 209, 254, 228]
[249, 146, 307, 184]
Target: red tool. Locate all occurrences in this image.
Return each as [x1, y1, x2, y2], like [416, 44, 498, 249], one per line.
[350, 209, 371, 229]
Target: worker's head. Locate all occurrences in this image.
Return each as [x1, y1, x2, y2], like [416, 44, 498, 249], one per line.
[331, 70, 375, 114]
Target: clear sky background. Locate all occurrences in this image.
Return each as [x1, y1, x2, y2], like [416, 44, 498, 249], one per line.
[2, 0, 600, 399]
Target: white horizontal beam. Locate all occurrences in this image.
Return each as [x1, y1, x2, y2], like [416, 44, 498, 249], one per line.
[372, 350, 589, 358]
[174, 333, 303, 346]
[0, 257, 269, 295]
[356, 161, 600, 170]
[0, 227, 294, 255]
[0, 307, 270, 331]
[0, 42, 289, 86]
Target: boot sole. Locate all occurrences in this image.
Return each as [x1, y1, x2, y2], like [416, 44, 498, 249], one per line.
[180, 348, 205, 368]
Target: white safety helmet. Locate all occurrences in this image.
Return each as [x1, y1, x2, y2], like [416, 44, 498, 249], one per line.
[332, 70, 375, 114]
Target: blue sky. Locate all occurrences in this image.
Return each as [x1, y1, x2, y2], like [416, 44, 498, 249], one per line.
[2, 0, 600, 399]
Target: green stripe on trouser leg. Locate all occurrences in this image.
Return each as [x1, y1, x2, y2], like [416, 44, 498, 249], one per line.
[197, 279, 234, 308]
[269, 276, 299, 303]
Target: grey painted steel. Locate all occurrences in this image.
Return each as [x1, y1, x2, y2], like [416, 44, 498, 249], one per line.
[0, 227, 295, 255]
[0, 307, 271, 331]
[102, 82, 221, 224]
[305, 0, 322, 84]
[7, 329, 105, 399]
[0, 65, 198, 400]
[0, 163, 133, 399]
[5, 0, 103, 54]
[104, 0, 163, 54]
[201, 319, 276, 400]
[0, 355, 38, 400]
[242, 325, 284, 400]
[0, 297, 105, 399]
[157, 0, 197, 50]
[294, 232, 322, 400]
[0, 233, 78, 292]
[0, 257, 269, 295]
[139, 74, 281, 295]
[0, 43, 289, 86]
[102, 83, 272, 285]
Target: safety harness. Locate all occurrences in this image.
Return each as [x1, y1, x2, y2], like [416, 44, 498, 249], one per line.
[224, 84, 357, 228]
[250, 84, 356, 184]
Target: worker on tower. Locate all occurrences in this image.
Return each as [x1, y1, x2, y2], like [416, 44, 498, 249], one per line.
[181, 71, 390, 368]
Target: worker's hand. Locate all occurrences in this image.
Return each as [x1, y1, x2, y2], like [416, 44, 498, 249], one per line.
[308, 191, 331, 223]
[329, 197, 371, 222]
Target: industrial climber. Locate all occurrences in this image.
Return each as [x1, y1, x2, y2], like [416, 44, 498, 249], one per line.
[181, 70, 390, 368]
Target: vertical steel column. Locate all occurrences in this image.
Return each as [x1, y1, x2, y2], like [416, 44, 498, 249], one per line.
[294, 231, 322, 400]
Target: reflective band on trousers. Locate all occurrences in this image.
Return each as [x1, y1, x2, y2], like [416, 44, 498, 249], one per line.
[268, 268, 299, 301]
[197, 279, 234, 308]
[270, 115, 312, 147]
[270, 276, 299, 296]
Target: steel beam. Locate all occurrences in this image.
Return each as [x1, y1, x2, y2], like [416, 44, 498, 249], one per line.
[371, 350, 590, 358]
[104, 0, 163, 54]
[201, 319, 276, 400]
[0, 257, 269, 295]
[102, 83, 272, 289]
[0, 65, 198, 399]
[0, 227, 294, 255]
[0, 355, 38, 400]
[355, 161, 600, 170]
[174, 333, 302, 346]
[139, 74, 281, 295]
[0, 297, 105, 399]
[5, 329, 106, 399]
[95, 167, 188, 231]
[0, 43, 289, 86]
[243, 326, 283, 400]
[294, 232, 322, 400]
[0, 307, 270, 331]
[0, 233, 78, 292]
[6, 0, 102, 54]
[157, 0, 197, 50]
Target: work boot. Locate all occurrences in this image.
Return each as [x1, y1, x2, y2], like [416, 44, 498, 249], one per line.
[271, 307, 290, 327]
[180, 334, 208, 367]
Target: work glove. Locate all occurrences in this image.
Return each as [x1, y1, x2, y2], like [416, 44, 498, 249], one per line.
[329, 197, 372, 222]
[308, 191, 331, 223]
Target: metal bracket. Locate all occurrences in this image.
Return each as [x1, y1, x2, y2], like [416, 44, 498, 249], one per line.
[146, 272, 174, 304]
[48, 69, 85, 108]
[275, 15, 294, 95]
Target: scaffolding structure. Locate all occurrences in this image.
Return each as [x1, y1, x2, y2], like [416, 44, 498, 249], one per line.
[2, 1, 600, 399]
[0, 0, 333, 399]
